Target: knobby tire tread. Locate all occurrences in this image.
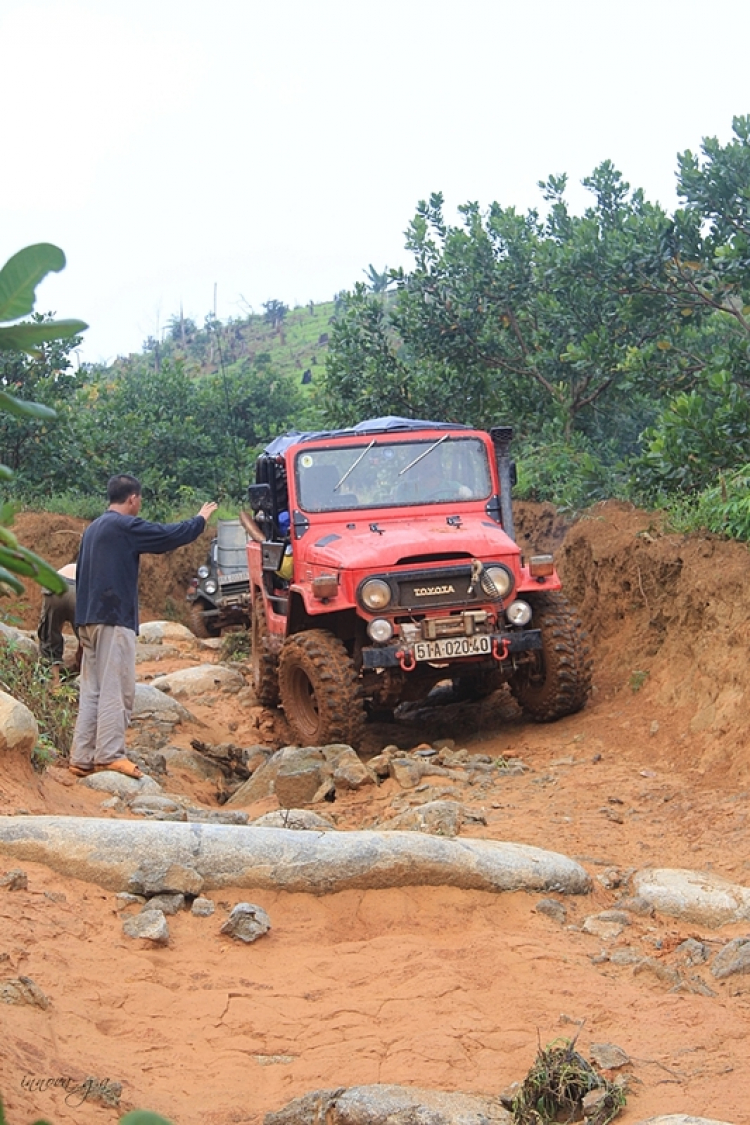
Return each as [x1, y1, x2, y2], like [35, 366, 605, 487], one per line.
[278, 629, 366, 749]
[509, 591, 592, 721]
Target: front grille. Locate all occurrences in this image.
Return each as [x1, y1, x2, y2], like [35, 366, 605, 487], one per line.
[395, 566, 476, 610]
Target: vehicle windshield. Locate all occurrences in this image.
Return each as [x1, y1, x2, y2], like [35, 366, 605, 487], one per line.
[294, 436, 492, 512]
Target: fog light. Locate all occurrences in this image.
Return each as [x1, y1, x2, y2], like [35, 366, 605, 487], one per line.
[367, 618, 394, 643]
[506, 599, 532, 626]
[197, 565, 210, 579]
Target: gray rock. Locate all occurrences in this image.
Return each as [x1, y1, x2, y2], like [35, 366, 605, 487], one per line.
[711, 937, 750, 979]
[143, 892, 185, 915]
[535, 897, 567, 924]
[0, 976, 49, 1009]
[676, 938, 709, 965]
[582, 914, 625, 940]
[589, 1042, 630, 1069]
[331, 748, 374, 790]
[0, 816, 592, 897]
[389, 758, 423, 789]
[115, 893, 145, 910]
[637, 1118, 737, 1125]
[129, 795, 185, 817]
[0, 623, 37, 657]
[184, 808, 250, 825]
[139, 621, 196, 643]
[632, 868, 750, 928]
[378, 800, 485, 837]
[149, 663, 245, 698]
[81, 771, 162, 799]
[0, 690, 39, 754]
[132, 683, 195, 723]
[265, 1084, 512, 1125]
[191, 896, 215, 916]
[0, 868, 28, 890]
[135, 643, 181, 664]
[221, 902, 271, 943]
[275, 753, 325, 807]
[251, 809, 335, 831]
[160, 745, 224, 781]
[122, 908, 169, 943]
[127, 861, 204, 898]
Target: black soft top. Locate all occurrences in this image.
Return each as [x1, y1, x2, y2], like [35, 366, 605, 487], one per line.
[262, 416, 471, 458]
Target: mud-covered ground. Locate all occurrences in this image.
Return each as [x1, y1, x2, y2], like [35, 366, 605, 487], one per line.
[1, 501, 749, 1125]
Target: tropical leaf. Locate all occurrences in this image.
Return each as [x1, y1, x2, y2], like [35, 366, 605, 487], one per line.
[0, 243, 66, 322]
[0, 318, 88, 354]
[0, 390, 57, 419]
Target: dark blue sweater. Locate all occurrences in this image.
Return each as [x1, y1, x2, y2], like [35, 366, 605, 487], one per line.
[75, 510, 206, 633]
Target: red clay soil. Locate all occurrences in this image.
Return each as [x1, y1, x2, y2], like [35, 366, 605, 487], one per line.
[1, 502, 749, 1125]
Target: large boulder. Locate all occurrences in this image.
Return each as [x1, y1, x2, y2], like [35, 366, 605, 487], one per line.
[0, 816, 592, 897]
[0, 690, 39, 754]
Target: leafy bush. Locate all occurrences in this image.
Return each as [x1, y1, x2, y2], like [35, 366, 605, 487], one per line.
[514, 432, 622, 512]
[0, 643, 77, 759]
[664, 463, 750, 541]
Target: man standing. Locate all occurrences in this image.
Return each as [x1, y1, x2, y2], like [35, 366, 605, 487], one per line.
[69, 474, 217, 778]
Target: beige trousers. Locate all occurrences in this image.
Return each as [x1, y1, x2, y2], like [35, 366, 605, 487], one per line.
[70, 624, 136, 768]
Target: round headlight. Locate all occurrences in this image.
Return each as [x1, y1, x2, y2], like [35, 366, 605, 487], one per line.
[204, 578, 218, 595]
[480, 564, 514, 600]
[367, 618, 394, 643]
[197, 565, 210, 579]
[360, 578, 392, 610]
[505, 599, 532, 626]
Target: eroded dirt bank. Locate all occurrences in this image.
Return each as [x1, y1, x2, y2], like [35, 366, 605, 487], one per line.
[1, 502, 749, 1125]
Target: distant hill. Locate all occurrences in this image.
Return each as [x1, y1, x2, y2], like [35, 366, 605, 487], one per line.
[115, 300, 338, 394]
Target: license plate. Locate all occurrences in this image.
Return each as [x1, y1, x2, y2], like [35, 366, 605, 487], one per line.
[413, 635, 492, 662]
[219, 570, 249, 584]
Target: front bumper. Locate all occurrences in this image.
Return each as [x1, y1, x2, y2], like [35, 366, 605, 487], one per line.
[362, 628, 542, 669]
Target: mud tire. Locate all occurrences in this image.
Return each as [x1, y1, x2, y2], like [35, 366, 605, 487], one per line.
[189, 601, 221, 639]
[251, 597, 280, 707]
[509, 592, 592, 721]
[278, 629, 365, 748]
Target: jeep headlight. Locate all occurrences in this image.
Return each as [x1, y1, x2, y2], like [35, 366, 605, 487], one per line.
[360, 578, 392, 610]
[367, 618, 394, 643]
[197, 565, 210, 579]
[480, 565, 514, 600]
[204, 578, 218, 595]
[505, 599, 532, 626]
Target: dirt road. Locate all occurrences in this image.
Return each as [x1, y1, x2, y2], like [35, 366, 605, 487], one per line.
[1, 502, 748, 1125]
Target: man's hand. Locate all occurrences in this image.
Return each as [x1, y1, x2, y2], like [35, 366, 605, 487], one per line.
[198, 501, 218, 522]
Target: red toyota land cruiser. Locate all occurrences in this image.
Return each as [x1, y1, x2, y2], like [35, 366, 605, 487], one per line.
[246, 416, 591, 748]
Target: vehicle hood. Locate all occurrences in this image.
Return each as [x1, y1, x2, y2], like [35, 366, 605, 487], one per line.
[297, 513, 520, 570]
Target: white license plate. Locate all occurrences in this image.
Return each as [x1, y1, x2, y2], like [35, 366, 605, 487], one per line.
[413, 635, 492, 662]
[219, 570, 249, 584]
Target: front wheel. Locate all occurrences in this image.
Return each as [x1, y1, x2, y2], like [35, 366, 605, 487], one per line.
[189, 601, 221, 639]
[278, 630, 365, 748]
[509, 592, 592, 721]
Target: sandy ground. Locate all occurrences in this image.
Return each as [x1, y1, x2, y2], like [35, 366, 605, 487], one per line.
[1, 502, 750, 1125]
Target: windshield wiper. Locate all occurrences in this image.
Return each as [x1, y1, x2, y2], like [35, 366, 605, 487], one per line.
[398, 434, 448, 476]
[334, 439, 376, 491]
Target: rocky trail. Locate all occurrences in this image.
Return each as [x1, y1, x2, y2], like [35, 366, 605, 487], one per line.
[0, 501, 749, 1125]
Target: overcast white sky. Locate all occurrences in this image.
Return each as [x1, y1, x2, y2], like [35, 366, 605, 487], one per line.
[2, 0, 749, 365]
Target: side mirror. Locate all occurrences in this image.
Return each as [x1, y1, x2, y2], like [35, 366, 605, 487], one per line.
[247, 483, 272, 512]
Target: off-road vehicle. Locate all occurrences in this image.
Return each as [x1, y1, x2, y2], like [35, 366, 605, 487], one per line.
[246, 416, 591, 747]
[186, 518, 251, 637]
